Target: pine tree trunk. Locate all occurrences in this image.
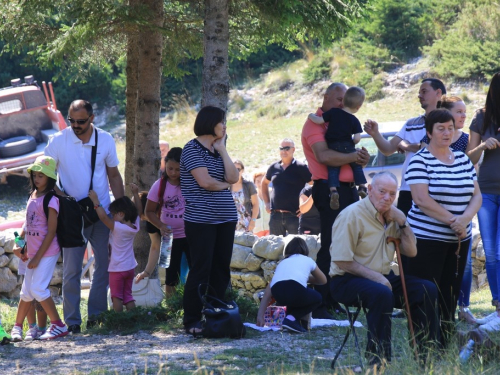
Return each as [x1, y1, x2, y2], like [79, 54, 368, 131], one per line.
[124, 0, 140, 193]
[201, 0, 229, 111]
[133, 0, 164, 272]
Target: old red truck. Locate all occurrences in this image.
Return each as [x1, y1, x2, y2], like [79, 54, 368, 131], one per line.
[0, 76, 67, 184]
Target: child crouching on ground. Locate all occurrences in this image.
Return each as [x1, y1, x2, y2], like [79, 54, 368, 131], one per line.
[89, 183, 142, 312]
[256, 237, 326, 333]
[11, 156, 68, 340]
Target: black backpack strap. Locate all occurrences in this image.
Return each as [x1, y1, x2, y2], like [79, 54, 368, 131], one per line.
[43, 191, 56, 219]
[89, 128, 98, 191]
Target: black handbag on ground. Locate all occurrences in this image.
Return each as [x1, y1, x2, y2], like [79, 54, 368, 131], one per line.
[198, 284, 246, 339]
[77, 129, 99, 228]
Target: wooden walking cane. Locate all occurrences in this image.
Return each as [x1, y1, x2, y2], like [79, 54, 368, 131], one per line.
[386, 237, 419, 360]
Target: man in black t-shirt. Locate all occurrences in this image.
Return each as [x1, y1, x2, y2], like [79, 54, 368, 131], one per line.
[262, 138, 312, 236]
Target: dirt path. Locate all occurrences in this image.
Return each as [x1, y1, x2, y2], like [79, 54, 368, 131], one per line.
[0, 325, 346, 374]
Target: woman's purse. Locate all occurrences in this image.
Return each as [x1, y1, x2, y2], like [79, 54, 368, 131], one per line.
[198, 284, 246, 339]
[107, 277, 164, 308]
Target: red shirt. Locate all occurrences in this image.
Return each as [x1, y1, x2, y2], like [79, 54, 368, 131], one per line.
[301, 108, 354, 181]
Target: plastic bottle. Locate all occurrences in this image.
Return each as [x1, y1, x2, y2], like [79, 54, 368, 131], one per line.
[158, 226, 172, 268]
[14, 231, 26, 253]
[458, 339, 475, 364]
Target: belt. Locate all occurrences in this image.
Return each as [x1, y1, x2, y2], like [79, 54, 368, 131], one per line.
[271, 209, 291, 213]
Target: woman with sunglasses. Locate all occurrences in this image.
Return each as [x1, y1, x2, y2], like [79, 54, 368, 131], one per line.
[180, 106, 239, 335]
[231, 160, 259, 232]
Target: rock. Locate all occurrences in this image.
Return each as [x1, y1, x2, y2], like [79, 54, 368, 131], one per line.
[0, 254, 9, 267]
[260, 260, 278, 281]
[49, 286, 61, 298]
[471, 226, 481, 250]
[231, 270, 266, 291]
[477, 271, 488, 289]
[252, 235, 285, 260]
[230, 244, 253, 269]
[0, 267, 17, 292]
[0, 246, 4, 256]
[4, 284, 21, 299]
[234, 232, 258, 247]
[50, 263, 63, 285]
[2, 237, 15, 253]
[475, 241, 485, 261]
[244, 252, 264, 272]
[8, 254, 19, 272]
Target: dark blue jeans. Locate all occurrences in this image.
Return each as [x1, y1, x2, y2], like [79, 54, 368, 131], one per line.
[476, 193, 500, 303]
[271, 280, 322, 320]
[458, 241, 473, 307]
[327, 141, 367, 188]
[269, 211, 299, 236]
[330, 271, 439, 363]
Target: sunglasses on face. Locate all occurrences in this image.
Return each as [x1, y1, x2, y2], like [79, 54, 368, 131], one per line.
[279, 146, 292, 151]
[67, 116, 91, 125]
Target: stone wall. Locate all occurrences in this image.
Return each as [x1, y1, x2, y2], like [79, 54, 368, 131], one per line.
[0, 222, 488, 301]
[0, 228, 62, 299]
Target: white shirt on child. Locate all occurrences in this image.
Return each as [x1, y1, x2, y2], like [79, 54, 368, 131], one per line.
[270, 254, 317, 288]
[108, 216, 140, 272]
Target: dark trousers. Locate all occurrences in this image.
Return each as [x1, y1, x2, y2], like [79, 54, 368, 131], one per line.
[312, 180, 358, 305]
[269, 211, 299, 236]
[397, 190, 413, 272]
[165, 237, 191, 286]
[183, 220, 237, 327]
[271, 280, 322, 319]
[330, 271, 439, 363]
[408, 238, 470, 347]
[327, 141, 367, 188]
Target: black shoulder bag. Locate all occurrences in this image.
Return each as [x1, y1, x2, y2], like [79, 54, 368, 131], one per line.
[198, 284, 246, 339]
[76, 129, 100, 228]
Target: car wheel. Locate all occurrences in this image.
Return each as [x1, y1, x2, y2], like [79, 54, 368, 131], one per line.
[0, 135, 37, 158]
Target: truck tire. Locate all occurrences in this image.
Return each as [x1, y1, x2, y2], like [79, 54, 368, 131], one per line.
[0, 135, 37, 158]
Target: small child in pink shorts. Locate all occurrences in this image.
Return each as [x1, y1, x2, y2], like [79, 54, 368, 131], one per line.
[89, 184, 142, 312]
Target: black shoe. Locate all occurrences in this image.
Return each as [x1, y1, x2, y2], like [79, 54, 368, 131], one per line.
[67, 324, 81, 334]
[282, 318, 306, 333]
[312, 307, 335, 320]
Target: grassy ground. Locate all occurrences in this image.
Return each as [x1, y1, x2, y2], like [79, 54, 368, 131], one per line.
[1, 286, 500, 374]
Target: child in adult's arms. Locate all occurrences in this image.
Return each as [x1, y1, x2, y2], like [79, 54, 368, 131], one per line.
[89, 183, 143, 313]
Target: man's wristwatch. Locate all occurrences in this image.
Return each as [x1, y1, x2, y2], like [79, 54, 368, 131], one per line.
[251, 218, 257, 222]
[399, 221, 408, 229]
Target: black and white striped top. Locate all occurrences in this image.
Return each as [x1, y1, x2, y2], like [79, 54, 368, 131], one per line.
[405, 148, 476, 242]
[180, 139, 237, 224]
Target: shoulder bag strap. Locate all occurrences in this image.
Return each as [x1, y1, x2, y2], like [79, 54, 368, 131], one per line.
[89, 128, 98, 191]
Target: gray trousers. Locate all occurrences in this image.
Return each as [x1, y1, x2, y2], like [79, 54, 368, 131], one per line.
[62, 219, 110, 326]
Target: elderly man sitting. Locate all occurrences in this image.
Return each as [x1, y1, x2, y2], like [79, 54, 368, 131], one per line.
[329, 172, 439, 366]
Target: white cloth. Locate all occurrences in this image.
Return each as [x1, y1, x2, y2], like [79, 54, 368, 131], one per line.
[20, 254, 59, 302]
[244, 318, 363, 332]
[394, 115, 426, 191]
[45, 126, 119, 212]
[270, 254, 317, 288]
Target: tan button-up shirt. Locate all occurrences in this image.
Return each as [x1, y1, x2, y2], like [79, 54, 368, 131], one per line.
[329, 197, 401, 277]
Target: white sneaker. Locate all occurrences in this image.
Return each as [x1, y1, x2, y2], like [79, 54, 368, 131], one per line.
[24, 327, 40, 341]
[39, 324, 68, 340]
[10, 325, 23, 342]
[479, 316, 500, 332]
[475, 311, 498, 325]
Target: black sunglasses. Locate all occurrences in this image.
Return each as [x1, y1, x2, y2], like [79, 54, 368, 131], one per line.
[279, 146, 292, 151]
[67, 116, 91, 125]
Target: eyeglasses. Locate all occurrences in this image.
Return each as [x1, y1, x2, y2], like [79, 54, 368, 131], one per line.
[67, 116, 91, 125]
[236, 168, 243, 172]
[279, 146, 292, 151]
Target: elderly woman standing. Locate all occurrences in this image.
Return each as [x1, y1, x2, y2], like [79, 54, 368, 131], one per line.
[231, 160, 259, 232]
[405, 108, 481, 347]
[180, 106, 238, 335]
[466, 72, 500, 331]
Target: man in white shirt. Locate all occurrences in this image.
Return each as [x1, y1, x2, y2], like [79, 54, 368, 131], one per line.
[45, 100, 124, 333]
